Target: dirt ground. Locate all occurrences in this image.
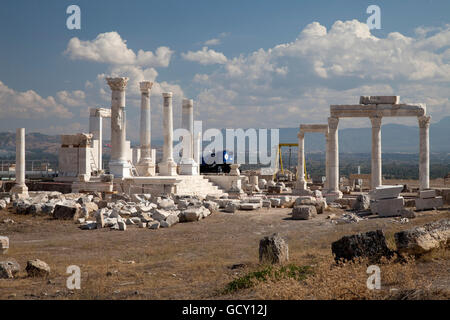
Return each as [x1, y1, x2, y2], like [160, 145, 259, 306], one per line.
[0, 204, 449, 300]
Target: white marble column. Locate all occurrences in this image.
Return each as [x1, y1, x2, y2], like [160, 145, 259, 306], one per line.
[89, 109, 102, 170]
[295, 131, 307, 190]
[136, 81, 155, 176]
[326, 117, 342, 200]
[370, 116, 382, 189]
[325, 131, 330, 191]
[10, 128, 28, 198]
[180, 98, 198, 175]
[193, 132, 202, 174]
[158, 92, 177, 176]
[106, 77, 131, 178]
[418, 115, 431, 190]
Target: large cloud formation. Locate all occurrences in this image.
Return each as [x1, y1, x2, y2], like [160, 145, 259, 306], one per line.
[192, 20, 450, 129]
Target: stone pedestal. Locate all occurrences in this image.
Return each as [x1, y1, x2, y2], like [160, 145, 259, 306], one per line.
[106, 77, 131, 178]
[158, 92, 177, 176]
[10, 128, 28, 199]
[418, 116, 430, 190]
[136, 81, 155, 176]
[370, 116, 382, 190]
[371, 197, 405, 217]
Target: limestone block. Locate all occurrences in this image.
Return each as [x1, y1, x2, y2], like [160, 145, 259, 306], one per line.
[53, 204, 82, 221]
[0, 236, 9, 254]
[118, 220, 127, 231]
[352, 194, 370, 211]
[369, 185, 403, 200]
[419, 190, 436, 199]
[183, 208, 203, 222]
[239, 203, 261, 210]
[292, 205, 317, 220]
[415, 197, 443, 211]
[0, 259, 20, 279]
[161, 214, 179, 228]
[395, 219, 449, 255]
[370, 197, 404, 217]
[259, 233, 289, 264]
[26, 259, 50, 277]
[152, 209, 171, 222]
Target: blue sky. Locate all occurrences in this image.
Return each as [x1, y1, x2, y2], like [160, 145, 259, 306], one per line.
[1, 0, 450, 141]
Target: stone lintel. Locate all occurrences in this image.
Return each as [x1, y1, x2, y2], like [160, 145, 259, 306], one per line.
[89, 107, 111, 118]
[330, 104, 426, 118]
[299, 124, 328, 134]
[360, 96, 400, 105]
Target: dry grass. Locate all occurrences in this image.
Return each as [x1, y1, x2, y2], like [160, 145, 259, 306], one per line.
[0, 203, 449, 300]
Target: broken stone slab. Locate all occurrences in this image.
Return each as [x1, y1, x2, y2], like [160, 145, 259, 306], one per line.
[369, 185, 403, 200]
[0, 236, 9, 254]
[239, 203, 261, 210]
[26, 259, 50, 277]
[138, 222, 147, 228]
[82, 202, 98, 215]
[117, 220, 127, 231]
[315, 199, 327, 214]
[147, 221, 160, 229]
[259, 233, 289, 265]
[331, 230, 394, 262]
[80, 221, 97, 230]
[415, 197, 444, 211]
[262, 200, 271, 208]
[0, 200, 7, 210]
[161, 214, 179, 228]
[395, 219, 449, 255]
[183, 208, 203, 222]
[157, 198, 176, 210]
[370, 197, 405, 217]
[152, 209, 171, 222]
[224, 202, 239, 213]
[53, 204, 82, 221]
[269, 198, 281, 207]
[203, 201, 219, 213]
[125, 218, 135, 225]
[352, 194, 370, 211]
[292, 205, 317, 220]
[294, 196, 314, 206]
[359, 96, 400, 105]
[419, 190, 436, 199]
[0, 259, 20, 279]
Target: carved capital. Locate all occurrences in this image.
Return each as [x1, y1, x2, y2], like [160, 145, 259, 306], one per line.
[418, 115, 431, 129]
[140, 81, 153, 93]
[328, 117, 339, 130]
[370, 116, 382, 128]
[297, 132, 304, 139]
[106, 77, 129, 91]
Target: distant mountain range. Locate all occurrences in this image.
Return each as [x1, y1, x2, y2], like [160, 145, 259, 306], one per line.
[0, 116, 448, 159]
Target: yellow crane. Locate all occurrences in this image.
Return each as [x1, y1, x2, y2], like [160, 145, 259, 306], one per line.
[277, 143, 307, 178]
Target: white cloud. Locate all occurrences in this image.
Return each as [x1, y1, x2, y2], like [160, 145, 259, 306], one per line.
[182, 47, 227, 65]
[0, 81, 72, 119]
[204, 38, 221, 46]
[56, 90, 86, 107]
[65, 32, 174, 68]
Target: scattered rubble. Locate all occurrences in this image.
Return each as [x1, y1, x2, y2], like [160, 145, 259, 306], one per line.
[0, 236, 9, 254]
[0, 259, 20, 279]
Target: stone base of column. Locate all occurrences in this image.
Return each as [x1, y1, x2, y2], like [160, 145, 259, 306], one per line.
[229, 164, 240, 176]
[135, 160, 156, 176]
[323, 190, 343, 203]
[10, 184, 29, 199]
[109, 160, 132, 178]
[158, 160, 178, 176]
[179, 158, 199, 175]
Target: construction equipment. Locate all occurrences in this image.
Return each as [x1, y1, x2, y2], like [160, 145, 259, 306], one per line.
[276, 143, 307, 179]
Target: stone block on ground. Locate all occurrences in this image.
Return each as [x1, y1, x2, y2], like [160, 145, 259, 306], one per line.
[259, 233, 289, 264]
[161, 214, 179, 228]
[370, 197, 404, 217]
[0, 259, 20, 279]
[224, 202, 239, 213]
[26, 259, 50, 277]
[0, 236, 9, 254]
[352, 194, 370, 211]
[183, 208, 203, 222]
[395, 219, 449, 255]
[239, 203, 261, 210]
[369, 185, 403, 200]
[331, 230, 394, 262]
[292, 205, 317, 220]
[419, 190, 436, 199]
[147, 221, 160, 229]
[53, 204, 82, 221]
[152, 209, 171, 222]
[415, 197, 443, 211]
